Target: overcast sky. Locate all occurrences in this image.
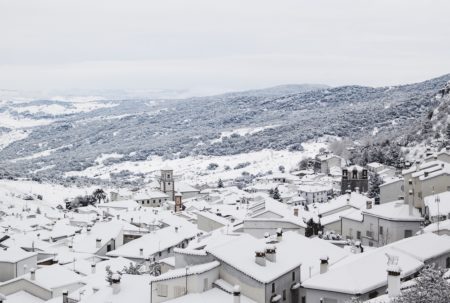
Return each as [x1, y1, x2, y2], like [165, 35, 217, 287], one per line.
[1, 0, 450, 96]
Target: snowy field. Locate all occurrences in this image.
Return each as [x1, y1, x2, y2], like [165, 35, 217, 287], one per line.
[65, 139, 329, 186]
[0, 179, 103, 209]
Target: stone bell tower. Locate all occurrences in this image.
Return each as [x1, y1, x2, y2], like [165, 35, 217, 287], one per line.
[160, 168, 175, 201]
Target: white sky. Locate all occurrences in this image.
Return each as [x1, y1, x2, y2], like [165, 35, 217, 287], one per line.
[1, 0, 450, 95]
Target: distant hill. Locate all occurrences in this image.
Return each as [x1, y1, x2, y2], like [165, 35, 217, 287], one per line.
[0, 75, 449, 182]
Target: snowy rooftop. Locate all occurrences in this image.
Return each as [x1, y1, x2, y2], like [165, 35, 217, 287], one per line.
[389, 233, 450, 262]
[98, 199, 140, 210]
[133, 190, 168, 200]
[24, 264, 83, 289]
[175, 182, 200, 193]
[362, 200, 423, 222]
[0, 246, 37, 263]
[150, 261, 220, 282]
[78, 274, 151, 303]
[207, 231, 348, 283]
[164, 287, 257, 303]
[107, 222, 198, 259]
[302, 246, 423, 294]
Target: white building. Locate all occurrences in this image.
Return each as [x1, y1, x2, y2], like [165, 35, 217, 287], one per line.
[0, 247, 37, 282]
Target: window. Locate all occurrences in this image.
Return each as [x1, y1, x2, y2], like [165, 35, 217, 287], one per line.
[159, 251, 162, 257]
[446, 257, 450, 268]
[167, 174, 170, 178]
[379, 226, 383, 235]
[404, 230, 413, 238]
[356, 231, 361, 240]
[292, 271, 295, 281]
[369, 241, 373, 247]
[349, 228, 353, 239]
[203, 278, 208, 291]
[283, 290, 286, 301]
[157, 284, 168, 297]
[159, 199, 161, 203]
[168, 182, 171, 185]
[167, 247, 171, 253]
[272, 283, 275, 293]
[301, 297, 306, 303]
[366, 230, 373, 238]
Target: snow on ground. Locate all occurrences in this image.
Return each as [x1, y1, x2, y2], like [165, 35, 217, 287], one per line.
[0, 129, 29, 150]
[13, 101, 117, 116]
[211, 125, 279, 144]
[0, 111, 53, 129]
[0, 179, 102, 208]
[11, 144, 73, 162]
[94, 153, 124, 164]
[65, 139, 328, 185]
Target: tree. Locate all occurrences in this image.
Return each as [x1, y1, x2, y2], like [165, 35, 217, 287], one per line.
[122, 262, 142, 275]
[93, 188, 106, 204]
[218, 179, 224, 188]
[393, 264, 450, 303]
[305, 218, 323, 237]
[368, 172, 382, 203]
[272, 187, 281, 201]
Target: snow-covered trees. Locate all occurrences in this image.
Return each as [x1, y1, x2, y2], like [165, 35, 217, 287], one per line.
[271, 187, 281, 201]
[93, 188, 106, 204]
[393, 264, 450, 303]
[368, 172, 382, 202]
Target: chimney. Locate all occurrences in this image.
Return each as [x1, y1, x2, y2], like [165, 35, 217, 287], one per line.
[255, 250, 266, 266]
[116, 214, 120, 220]
[293, 208, 299, 217]
[320, 256, 329, 274]
[62, 290, 69, 303]
[139, 248, 144, 256]
[276, 228, 283, 242]
[366, 201, 372, 209]
[175, 226, 179, 233]
[30, 268, 36, 281]
[87, 226, 91, 234]
[233, 285, 241, 303]
[96, 238, 101, 249]
[111, 273, 121, 294]
[387, 265, 402, 298]
[265, 246, 276, 262]
[91, 263, 96, 274]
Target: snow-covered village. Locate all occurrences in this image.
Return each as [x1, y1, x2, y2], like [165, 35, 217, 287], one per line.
[1, 1, 450, 303]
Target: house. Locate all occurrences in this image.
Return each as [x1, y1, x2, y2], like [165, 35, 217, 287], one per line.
[380, 177, 404, 204]
[402, 160, 450, 213]
[302, 245, 423, 303]
[0, 264, 84, 300]
[106, 223, 198, 262]
[367, 162, 385, 173]
[423, 148, 450, 164]
[134, 190, 169, 207]
[150, 261, 220, 303]
[319, 154, 343, 175]
[341, 165, 368, 193]
[206, 232, 303, 303]
[0, 247, 37, 282]
[298, 183, 333, 204]
[341, 200, 424, 247]
[424, 191, 450, 222]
